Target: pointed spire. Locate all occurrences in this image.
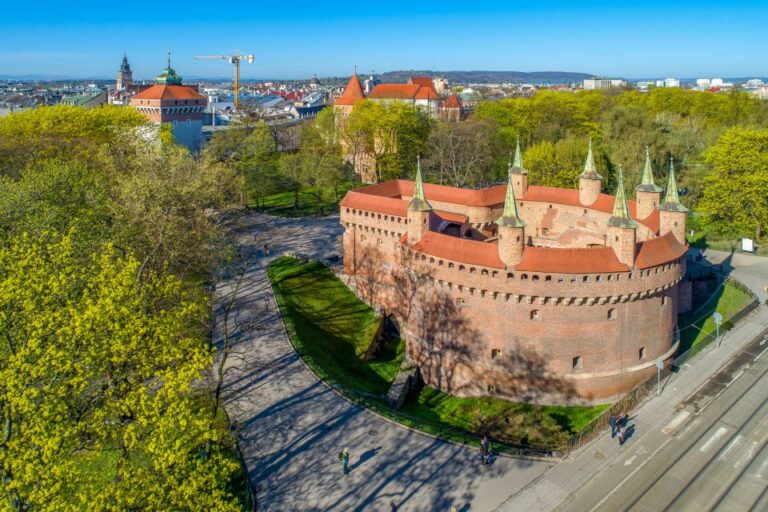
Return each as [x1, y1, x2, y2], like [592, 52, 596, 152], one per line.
[510, 136, 527, 175]
[636, 146, 663, 192]
[660, 157, 689, 212]
[608, 165, 637, 228]
[498, 166, 525, 228]
[408, 156, 431, 212]
[580, 139, 603, 180]
[335, 68, 366, 106]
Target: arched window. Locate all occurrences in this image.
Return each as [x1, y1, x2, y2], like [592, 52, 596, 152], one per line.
[573, 356, 583, 370]
[530, 310, 540, 321]
[639, 347, 646, 360]
[608, 308, 617, 320]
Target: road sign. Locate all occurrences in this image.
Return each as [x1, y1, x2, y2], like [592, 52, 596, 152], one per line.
[713, 312, 723, 325]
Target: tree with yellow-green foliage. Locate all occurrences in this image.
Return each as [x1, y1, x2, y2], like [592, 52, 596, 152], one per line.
[0, 231, 241, 512]
[698, 127, 768, 241]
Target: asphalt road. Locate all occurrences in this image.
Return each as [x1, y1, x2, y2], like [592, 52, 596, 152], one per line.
[557, 327, 768, 512]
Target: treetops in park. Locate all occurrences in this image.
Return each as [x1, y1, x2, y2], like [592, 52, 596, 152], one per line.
[0, 105, 243, 511]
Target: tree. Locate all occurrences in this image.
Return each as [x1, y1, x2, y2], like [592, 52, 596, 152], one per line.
[423, 119, 499, 187]
[698, 127, 768, 240]
[0, 232, 241, 512]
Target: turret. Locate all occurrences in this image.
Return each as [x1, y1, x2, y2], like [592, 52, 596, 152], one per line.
[509, 137, 528, 199]
[635, 146, 663, 220]
[497, 165, 526, 267]
[579, 139, 603, 206]
[407, 157, 432, 245]
[607, 166, 637, 267]
[659, 158, 689, 244]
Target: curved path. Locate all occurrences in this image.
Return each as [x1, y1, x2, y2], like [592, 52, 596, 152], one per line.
[213, 212, 551, 512]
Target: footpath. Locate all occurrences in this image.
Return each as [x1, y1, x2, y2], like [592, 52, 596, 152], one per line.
[496, 249, 768, 512]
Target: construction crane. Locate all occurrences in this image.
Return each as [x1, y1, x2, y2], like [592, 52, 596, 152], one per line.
[195, 50, 255, 111]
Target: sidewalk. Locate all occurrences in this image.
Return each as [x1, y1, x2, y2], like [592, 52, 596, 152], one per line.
[495, 304, 768, 512]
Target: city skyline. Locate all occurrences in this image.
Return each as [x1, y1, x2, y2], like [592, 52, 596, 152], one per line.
[1, 0, 766, 80]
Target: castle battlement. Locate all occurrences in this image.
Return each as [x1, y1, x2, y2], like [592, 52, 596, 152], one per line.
[339, 146, 689, 404]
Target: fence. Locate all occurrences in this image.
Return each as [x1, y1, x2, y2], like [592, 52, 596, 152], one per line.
[567, 275, 760, 454]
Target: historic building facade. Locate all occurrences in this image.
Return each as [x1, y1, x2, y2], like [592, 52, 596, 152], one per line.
[129, 54, 207, 152]
[340, 144, 690, 404]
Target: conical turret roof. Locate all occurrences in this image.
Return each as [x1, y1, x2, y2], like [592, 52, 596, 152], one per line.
[408, 156, 431, 212]
[636, 146, 663, 193]
[608, 166, 637, 228]
[660, 157, 689, 212]
[579, 139, 603, 180]
[510, 137, 527, 175]
[335, 69, 366, 106]
[498, 165, 525, 228]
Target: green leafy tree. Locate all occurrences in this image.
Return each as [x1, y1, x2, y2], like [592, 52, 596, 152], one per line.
[0, 232, 240, 512]
[699, 127, 768, 240]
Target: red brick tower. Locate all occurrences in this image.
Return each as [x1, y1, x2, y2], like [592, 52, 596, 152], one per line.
[635, 146, 663, 220]
[579, 139, 603, 206]
[659, 158, 689, 244]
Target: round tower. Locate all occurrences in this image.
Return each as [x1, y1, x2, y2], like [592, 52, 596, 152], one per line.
[407, 157, 432, 245]
[497, 162, 526, 267]
[509, 137, 528, 200]
[579, 139, 603, 206]
[635, 146, 663, 220]
[607, 166, 637, 267]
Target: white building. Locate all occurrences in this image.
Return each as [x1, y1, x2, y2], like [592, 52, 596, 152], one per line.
[583, 78, 627, 90]
[655, 78, 680, 88]
[696, 78, 711, 88]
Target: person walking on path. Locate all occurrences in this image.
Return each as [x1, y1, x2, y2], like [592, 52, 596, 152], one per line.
[617, 425, 625, 445]
[480, 435, 490, 465]
[608, 416, 617, 438]
[263, 243, 270, 256]
[339, 448, 350, 474]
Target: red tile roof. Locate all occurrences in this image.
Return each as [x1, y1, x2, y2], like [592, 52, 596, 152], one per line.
[414, 87, 441, 100]
[435, 210, 468, 224]
[516, 246, 629, 274]
[443, 94, 462, 108]
[368, 84, 422, 100]
[412, 231, 505, 269]
[408, 77, 438, 94]
[635, 232, 687, 269]
[344, 181, 659, 232]
[340, 191, 408, 217]
[131, 84, 206, 101]
[335, 73, 366, 106]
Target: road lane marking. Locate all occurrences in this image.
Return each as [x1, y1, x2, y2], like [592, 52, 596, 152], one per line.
[701, 426, 730, 453]
[718, 434, 744, 461]
[624, 455, 637, 466]
[730, 370, 745, 384]
[734, 441, 760, 469]
[756, 455, 768, 479]
[663, 410, 692, 435]
[755, 346, 768, 361]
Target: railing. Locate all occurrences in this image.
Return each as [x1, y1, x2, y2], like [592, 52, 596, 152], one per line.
[567, 275, 760, 454]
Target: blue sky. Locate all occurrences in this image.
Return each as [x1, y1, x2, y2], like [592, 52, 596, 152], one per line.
[0, 1, 766, 80]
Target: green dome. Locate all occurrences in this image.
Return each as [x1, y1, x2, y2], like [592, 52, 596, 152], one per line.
[155, 52, 183, 85]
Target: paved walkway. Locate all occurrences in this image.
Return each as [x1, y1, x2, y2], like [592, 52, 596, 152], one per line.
[213, 213, 551, 512]
[496, 248, 768, 512]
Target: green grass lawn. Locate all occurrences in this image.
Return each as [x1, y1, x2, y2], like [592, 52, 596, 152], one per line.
[677, 282, 754, 352]
[252, 182, 362, 218]
[687, 214, 765, 256]
[268, 256, 608, 451]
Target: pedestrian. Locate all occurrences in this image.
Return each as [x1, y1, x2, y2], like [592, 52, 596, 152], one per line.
[264, 243, 270, 256]
[617, 425, 625, 445]
[338, 447, 350, 474]
[480, 435, 490, 465]
[263, 296, 269, 312]
[608, 415, 617, 438]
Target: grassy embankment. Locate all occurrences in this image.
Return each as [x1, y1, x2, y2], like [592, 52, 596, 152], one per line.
[252, 182, 361, 218]
[267, 256, 609, 451]
[677, 281, 754, 352]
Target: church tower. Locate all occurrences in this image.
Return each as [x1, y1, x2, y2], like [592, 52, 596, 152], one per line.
[607, 166, 637, 267]
[635, 146, 663, 220]
[407, 157, 432, 245]
[659, 158, 689, 244]
[509, 137, 528, 199]
[116, 53, 133, 91]
[497, 164, 526, 267]
[579, 139, 603, 206]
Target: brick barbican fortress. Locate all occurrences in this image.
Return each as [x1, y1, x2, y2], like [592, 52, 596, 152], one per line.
[339, 142, 692, 405]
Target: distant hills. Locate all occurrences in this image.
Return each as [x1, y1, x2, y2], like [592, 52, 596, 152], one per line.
[373, 70, 594, 84]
